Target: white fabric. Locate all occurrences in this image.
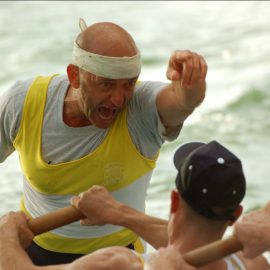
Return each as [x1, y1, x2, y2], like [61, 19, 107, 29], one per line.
[79, 18, 87, 31]
[224, 254, 246, 270]
[72, 42, 141, 79]
[23, 171, 152, 238]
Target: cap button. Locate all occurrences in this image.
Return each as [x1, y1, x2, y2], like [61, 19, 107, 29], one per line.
[202, 188, 207, 194]
[217, 157, 225, 164]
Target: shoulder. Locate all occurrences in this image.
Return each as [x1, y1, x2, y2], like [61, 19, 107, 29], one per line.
[129, 80, 168, 116]
[0, 77, 34, 106]
[69, 247, 143, 270]
[134, 80, 168, 98]
[0, 77, 35, 132]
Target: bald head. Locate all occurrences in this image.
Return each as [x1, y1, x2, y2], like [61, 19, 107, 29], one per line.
[76, 22, 139, 57]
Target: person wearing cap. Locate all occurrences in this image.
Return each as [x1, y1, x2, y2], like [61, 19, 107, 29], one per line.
[0, 19, 207, 265]
[71, 140, 270, 270]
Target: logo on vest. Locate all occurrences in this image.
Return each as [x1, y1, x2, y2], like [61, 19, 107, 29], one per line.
[103, 162, 124, 188]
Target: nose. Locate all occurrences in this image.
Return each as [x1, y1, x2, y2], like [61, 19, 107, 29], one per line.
[111, 88, 125, 107]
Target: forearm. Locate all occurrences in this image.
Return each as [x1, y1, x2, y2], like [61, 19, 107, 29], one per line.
[156, 85, 196, 127]
[0, 238, 35, 270]
[71, 186, 169, 248]
[114, 204, 168, 249]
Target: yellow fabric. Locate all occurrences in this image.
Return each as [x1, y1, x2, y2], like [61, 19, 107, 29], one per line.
[135, 252, 145, 267]
[133, 238, 145, 254]
[14, 75, 158, 254]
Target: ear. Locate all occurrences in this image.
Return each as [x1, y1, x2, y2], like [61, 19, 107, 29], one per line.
[228, 205, 243, 226]
[170, 190, 180, 214]
[67, 64, 80, 88]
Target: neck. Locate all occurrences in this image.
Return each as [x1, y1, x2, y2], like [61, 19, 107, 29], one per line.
[169, 219, 229, 270]
[63, 85, 92, 127]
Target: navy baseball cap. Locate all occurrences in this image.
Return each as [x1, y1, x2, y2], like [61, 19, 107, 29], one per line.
[174, 140, 246, 221]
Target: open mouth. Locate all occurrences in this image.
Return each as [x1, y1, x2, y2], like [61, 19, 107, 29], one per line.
[98, 107, 117, 120]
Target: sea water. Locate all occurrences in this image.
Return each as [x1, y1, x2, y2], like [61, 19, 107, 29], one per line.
[0, 1, 270, 243]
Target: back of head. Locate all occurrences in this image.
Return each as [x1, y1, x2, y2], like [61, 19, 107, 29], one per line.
[173, 140, 246, 222]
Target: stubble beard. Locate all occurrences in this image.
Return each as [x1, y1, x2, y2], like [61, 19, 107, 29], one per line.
[77, 86, 93, 122]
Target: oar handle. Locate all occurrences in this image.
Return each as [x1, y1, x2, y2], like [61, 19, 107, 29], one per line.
[28, 206, 85, 235]
[183, 236, 243, 267]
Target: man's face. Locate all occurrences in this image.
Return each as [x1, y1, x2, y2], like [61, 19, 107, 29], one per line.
[78, 70, 138, 129]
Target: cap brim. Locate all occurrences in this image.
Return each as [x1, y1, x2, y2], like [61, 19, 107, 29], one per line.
[174, 142, 205, 170]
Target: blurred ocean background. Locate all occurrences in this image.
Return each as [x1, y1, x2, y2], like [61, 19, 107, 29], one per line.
[0, 0, 270, 240]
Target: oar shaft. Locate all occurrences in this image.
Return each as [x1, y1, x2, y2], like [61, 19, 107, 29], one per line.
[28, 206, 85, 235]
[183, 236, 243, 267]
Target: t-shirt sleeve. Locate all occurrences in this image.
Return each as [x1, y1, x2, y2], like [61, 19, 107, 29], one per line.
[0, 79, 33, 162]
[127, 81, 183, 159]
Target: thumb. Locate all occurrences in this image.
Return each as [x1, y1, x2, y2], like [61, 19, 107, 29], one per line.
[70, 195, 80, 208]
[166, 68, 180, 81]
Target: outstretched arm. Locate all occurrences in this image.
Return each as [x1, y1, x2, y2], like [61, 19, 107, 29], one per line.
[70, 185, 168, 249]
[157, 50, 207, 127]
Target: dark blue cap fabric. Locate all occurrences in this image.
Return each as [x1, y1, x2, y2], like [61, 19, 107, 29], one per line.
[174, 140, 246, 221]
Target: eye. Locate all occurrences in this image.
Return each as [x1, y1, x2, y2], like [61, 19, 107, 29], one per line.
[125, 80, 136, 91]
[98, 81, 114, 91]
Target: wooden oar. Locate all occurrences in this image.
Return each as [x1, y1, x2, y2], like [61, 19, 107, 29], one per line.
[28, 206, 84, 235]
[28, 205, 243, 267]
[183, 236, 243, 267]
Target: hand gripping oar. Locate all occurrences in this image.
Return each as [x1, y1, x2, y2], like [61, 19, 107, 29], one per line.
[28, 205, 243, 267]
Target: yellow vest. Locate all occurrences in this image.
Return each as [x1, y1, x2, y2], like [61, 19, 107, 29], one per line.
[13, 75, 158, 254]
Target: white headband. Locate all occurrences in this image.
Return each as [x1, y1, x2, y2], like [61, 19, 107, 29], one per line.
[72, 42, 141, 79]
[73, 19, 141, 79]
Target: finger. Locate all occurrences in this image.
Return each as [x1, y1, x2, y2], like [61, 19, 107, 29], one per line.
[199, 56, 208, 81]
[80, 218, 96, 226]
[166, 51, 183, 81]
[181, 56, 194, 87]
[166, 68, 180, 81]
[21, 229, 34, 248]
[188, 53, 201, 86]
